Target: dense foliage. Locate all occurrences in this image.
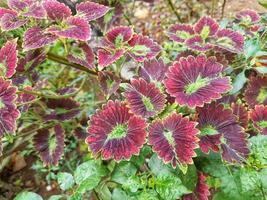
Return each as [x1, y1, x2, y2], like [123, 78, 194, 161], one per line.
[0, 0, 267, 199]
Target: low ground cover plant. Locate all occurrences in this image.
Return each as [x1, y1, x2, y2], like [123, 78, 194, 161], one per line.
[0, 0, 267, 199]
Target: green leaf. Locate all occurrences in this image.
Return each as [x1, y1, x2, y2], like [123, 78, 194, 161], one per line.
[158, 103, 178, 119]
[57, 172, 74, 191]
[111, 162, 137, 184]
[74, 160, 108, 184]
[177, 162, 188, 174]
[48, 195, 64, 200]
[179, 164, 198, 191]
[95, 183, 112, 200]
[76, 176, 101, 194]
[195, 151, 228, 177]
[244, 38, 261, 59]
[219, 19, 229, 29]
[130, 45, 150, 55]
[122, 176, 142, 193]
[136, 190, 159, 200]
[239, 168, 260, 195]
[259, 1, 267, 9]
[148, 154, 174, 177]
[230, 70, 247, 94]
[14, 191, 43, 200]
[119, 83, 130, 91]
[219, 172, 243, 199]
[255, 66, 267, 74]
[259, 168, 267, 191]
[200, 26, 210, 40]
[130, 145, 152, 167]
[112, 188, 129, 200]
[104, 10, 114, 24]
[69, 193, 83, 200]
[155, 175, 190, 200]
[248, 135, 267, 167]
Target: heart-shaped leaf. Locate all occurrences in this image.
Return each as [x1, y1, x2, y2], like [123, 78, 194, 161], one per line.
[43, 0, 71, 21]
[76, 2, 110, 21]
[47, 16, 91, 41]
[33, 124, 65, 166]
[0, 39, 17, 78]
[23, 27, 58, 50]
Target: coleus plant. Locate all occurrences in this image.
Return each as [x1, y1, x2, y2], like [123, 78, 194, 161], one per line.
[0, 0, 266, 199]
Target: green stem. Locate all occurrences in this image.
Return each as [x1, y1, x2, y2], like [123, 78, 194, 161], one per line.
[166, 0, 182, 22]
[123, 13, 132, 25]
[17, 86, 81, 99]
[221, 0, 227, 19]
[17, 97, 41, 106]
[47, 52, 97, 76]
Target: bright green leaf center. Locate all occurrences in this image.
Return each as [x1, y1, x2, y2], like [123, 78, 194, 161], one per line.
[185, 76, 209, 94]
[115, 34, 124, 48]
[241, 16, 252, 25]
[257, 88, 267, 104]
[163, 129, 175, 147]
[48, 133, 57, 154]
[107, 124, 128, 140]
[257, 121, 267, 129]
[0, 100, 5, 109]
[176, 31, 191, 40]
[216, 37, 234, 49]
[200, 26, 210, 40]
[72, 47, 86, 60]
[107, 78, 114, 89]
[141, 95, 154, 112]
[200, 125, 219, 136]
[0, 62, 6, 76]
[131, 45, 150, 56]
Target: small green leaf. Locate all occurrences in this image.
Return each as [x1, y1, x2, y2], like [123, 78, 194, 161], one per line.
[76, 176, 101, 194]
[95, 184, 112, 200]
[130, 45, 150, 55]
[111, 162, 137, 184]
[200, 125, 219, 136]
[176, 31, 192, 40]
[200, 26, 210, 40]
[69, 193, 83, 200]
[57, 172, 74, 191]
[230, 70, 247, 94]
[155, 175, 190, 200]
[119, 83, 129, 91]
[48, 195, 64, 200]
[219, 19, 229, 29]
[74, 160, 108, 184]
[14, 191, 43, 200]
[148, 154, 174, 177]
[112, 188, 129, 200]
[248, 135, 267, 167]
[122, 176, 142, 192]
[177, 161, 188, 174]
[104, 10, 114, 24]
[244, 38, 261, 59]
[179, 164, 198, 191]
[259, 1, 267, 9]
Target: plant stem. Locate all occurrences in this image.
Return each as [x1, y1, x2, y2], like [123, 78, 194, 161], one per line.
[123, 13, 132, 26]
[17, 87, 79, 99]
[166, 0, 182, 22]
[221, 0, 227, 19]
[47, 52, 97, 76]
